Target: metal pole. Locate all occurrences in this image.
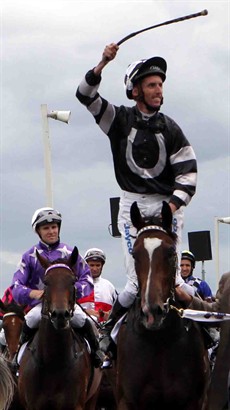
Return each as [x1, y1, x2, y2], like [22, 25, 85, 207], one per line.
[41, 104, 53, 207]
[201, 261, 205, 281]
[214, 217, 219, 287]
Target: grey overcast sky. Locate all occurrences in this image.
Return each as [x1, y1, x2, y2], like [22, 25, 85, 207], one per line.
[1, 0, 229, 296]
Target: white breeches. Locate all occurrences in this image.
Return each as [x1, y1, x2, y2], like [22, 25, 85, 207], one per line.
[25, 303, 87, 328]
[0, 328, 6, 346]
[117, 191, 194, 307]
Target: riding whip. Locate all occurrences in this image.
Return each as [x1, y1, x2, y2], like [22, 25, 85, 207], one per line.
[180, 308, 230, 322]
[76, 301, 104, 330]
[117, 9, 208, 45]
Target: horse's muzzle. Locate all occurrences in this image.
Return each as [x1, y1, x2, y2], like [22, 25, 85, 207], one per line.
[50, 309, 71, 330]
[142, 303, 166, 330]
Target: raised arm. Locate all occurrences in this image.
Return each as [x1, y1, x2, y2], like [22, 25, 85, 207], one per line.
[93, 43, 119, 76]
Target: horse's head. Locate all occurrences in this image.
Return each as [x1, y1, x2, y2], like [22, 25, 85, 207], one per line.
[0, 301, 25, 360]
[131, 201, 177, 330]
[36, 247, 78, 330]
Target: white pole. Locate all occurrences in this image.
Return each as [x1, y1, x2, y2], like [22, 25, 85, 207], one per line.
[41, 104, 53, 207]
[201, 261, 205, 281]
[214, 217, 219, 287]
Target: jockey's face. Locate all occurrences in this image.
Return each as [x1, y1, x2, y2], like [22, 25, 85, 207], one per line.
[133, 75, 163, 113]
[87, 260, 103, 279]
[37, 223, 59, 245]
[180, 259, 193, 279]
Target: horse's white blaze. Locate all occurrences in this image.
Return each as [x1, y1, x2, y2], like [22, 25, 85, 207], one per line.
[144, 238, 162, 310]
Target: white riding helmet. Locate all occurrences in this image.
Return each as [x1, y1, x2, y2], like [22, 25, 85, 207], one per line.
[124, 56, 167, 99]
[31, 207, 62, 232]
[84, 248, 106, 264]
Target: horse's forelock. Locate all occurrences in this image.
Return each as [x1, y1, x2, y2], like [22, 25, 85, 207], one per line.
[44, 264, 75, 288]
[50, 257, 68, 264]
[144, 216, 177, 244]
[143, 215, 162, 227]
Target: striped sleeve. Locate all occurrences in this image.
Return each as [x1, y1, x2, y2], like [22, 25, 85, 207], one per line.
[165, 116, 197, 208]
[76, 70, 116, 135]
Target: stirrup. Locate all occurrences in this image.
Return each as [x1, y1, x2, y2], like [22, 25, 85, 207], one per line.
[93, 349, 105, 368]
[101, 354, 113, 369]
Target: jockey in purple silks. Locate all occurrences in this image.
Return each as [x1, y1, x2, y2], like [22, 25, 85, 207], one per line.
[10, 207, 104, 367]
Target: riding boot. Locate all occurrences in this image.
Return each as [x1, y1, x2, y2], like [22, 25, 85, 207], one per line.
[10, 322, 37, 375]
[76, 318, 105, 368]
[100, 298, 128, 369]
[20, 322, 37, 345]
[0, 328, 6, 354]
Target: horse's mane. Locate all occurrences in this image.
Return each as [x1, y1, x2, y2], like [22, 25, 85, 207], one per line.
[0, 358, 15, 410]
[142, 215, 177, 243]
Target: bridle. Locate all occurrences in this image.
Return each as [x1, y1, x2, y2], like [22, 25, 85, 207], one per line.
[136, 224, 178, 318]
[137, 225, 167, 237]
[42, 264, 75, 323]
[45, 263, 73, 275]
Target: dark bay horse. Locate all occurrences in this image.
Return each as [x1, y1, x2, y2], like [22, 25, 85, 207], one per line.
[0, 301, 25, 361]
[18, 247, 102, 410]
[116, 201, 210, 410]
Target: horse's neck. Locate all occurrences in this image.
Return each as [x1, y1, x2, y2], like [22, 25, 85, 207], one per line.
[37, 319, 74, 363]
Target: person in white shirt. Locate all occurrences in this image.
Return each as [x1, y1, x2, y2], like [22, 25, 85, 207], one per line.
[79, 248, 117, 323]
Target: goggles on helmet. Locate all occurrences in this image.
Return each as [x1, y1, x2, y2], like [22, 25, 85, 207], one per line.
[84, 248, 106, 264]
[31, 208, 62, 232]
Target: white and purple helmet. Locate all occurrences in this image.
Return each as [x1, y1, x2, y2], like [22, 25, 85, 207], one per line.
[84, 248, 106, 265]
[31, 207, 62, 232]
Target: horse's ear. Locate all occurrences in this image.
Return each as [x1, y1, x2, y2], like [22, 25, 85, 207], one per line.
[69, 247, 79, 268]
[36, 250, 50, 269]
[130, 201, 144, 231]
[161, 201, 173, 231]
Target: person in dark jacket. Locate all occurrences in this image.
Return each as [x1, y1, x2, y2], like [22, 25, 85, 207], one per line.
[76, 43, 198, 364]
[180, 250, 213, 301]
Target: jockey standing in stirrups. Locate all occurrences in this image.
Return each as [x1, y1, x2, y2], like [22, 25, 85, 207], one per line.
[10, 207, 104, 367]
[76, 43, 198, 366]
